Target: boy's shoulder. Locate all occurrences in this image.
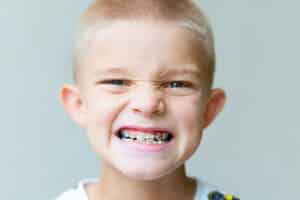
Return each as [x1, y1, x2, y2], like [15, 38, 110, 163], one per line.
[54, 178, 97, 200]
[195, 178, 240, 200]
[54, 177, 239, 200]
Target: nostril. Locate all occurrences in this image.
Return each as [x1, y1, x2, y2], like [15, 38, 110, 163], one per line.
[132, 108, 140, 112]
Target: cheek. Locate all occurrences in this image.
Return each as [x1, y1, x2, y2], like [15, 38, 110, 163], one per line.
[85, 93, 128, 141]
[89, 93, 123, 122]
[83, 92, 130, 157]
[172, 95, 205, 127]
[171, 96, 205, 153]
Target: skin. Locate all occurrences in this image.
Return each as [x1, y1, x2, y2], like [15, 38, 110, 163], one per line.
[60, 21, 226, 200]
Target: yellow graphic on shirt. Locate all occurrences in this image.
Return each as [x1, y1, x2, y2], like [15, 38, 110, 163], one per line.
[224, 194, 233, 200]
[208, 190, 240, 200]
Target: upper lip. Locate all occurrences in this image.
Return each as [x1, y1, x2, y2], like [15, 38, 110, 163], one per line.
[115, 126, 174, 136]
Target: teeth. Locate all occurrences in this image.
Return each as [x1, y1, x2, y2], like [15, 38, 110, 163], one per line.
[119, 130, 172, 144]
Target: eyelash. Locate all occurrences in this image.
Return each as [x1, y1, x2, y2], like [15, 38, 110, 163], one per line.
[98, 79, 193, 88]
[100, 79, 129, 85]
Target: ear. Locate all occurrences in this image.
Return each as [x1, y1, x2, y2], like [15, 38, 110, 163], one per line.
[59, 84, 87, 128]
[202, 88, 226, 129]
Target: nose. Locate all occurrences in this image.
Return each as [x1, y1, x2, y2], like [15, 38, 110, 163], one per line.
[129, 85, 166, 118]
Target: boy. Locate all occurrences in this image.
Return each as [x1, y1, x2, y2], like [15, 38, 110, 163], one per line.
[56, 0, 239, 199]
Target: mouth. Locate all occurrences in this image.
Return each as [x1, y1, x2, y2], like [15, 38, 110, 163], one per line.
[115, 126, 174, 145]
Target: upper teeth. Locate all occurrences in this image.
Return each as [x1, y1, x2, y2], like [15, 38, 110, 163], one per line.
[120, 130, 170, 141]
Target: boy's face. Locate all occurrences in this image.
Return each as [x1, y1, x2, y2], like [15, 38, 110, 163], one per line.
[61, 21, 225, 180]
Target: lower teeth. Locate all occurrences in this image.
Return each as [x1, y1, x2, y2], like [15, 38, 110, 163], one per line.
[121, 137, 167, 144]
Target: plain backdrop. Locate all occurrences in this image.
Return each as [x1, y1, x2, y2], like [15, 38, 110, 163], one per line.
[1, 0, 299, 199]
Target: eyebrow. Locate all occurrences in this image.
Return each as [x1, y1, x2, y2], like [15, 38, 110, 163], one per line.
[158, 67, 202, 78]
[92, 67, 131, 76]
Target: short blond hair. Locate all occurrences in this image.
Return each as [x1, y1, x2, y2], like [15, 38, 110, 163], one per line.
[73, 0, 215, 87]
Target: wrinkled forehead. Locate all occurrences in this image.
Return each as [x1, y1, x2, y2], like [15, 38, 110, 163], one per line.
[76, 21, 212, 85]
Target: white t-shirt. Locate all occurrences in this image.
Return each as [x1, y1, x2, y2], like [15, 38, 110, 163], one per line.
[54, 177, 224, 200]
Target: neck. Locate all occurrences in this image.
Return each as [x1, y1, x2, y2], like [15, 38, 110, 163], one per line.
[86, 163, 197, 200]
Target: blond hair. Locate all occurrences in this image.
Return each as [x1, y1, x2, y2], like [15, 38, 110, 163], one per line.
[73, 0, 215, 87]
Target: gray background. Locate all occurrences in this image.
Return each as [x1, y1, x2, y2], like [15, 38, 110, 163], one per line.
[1, 0, 299, 199]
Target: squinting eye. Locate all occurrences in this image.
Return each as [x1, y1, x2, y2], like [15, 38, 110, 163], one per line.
[99, 79, 128, 86]
[166, 81, 191, 88]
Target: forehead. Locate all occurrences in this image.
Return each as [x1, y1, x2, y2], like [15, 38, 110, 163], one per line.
[79, 21, 210, 80]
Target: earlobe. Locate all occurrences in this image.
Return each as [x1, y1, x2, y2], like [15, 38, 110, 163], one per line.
[202, 88, 226, 129]
[60, 84, 87, 128]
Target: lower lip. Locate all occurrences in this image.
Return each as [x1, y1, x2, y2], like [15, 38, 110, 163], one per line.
[113, 134, 175, 153]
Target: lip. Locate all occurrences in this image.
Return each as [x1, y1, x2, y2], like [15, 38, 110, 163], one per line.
[112, 125, 175, 153]
[115, 125, 174, 136]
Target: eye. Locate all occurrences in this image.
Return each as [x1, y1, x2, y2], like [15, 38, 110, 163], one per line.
[98, 79, 129, 86]
[95, 79, 131, 94]
[165, 81, 192, 88]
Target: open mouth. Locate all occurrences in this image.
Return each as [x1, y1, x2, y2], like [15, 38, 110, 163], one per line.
[116, 128, 174, 145]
